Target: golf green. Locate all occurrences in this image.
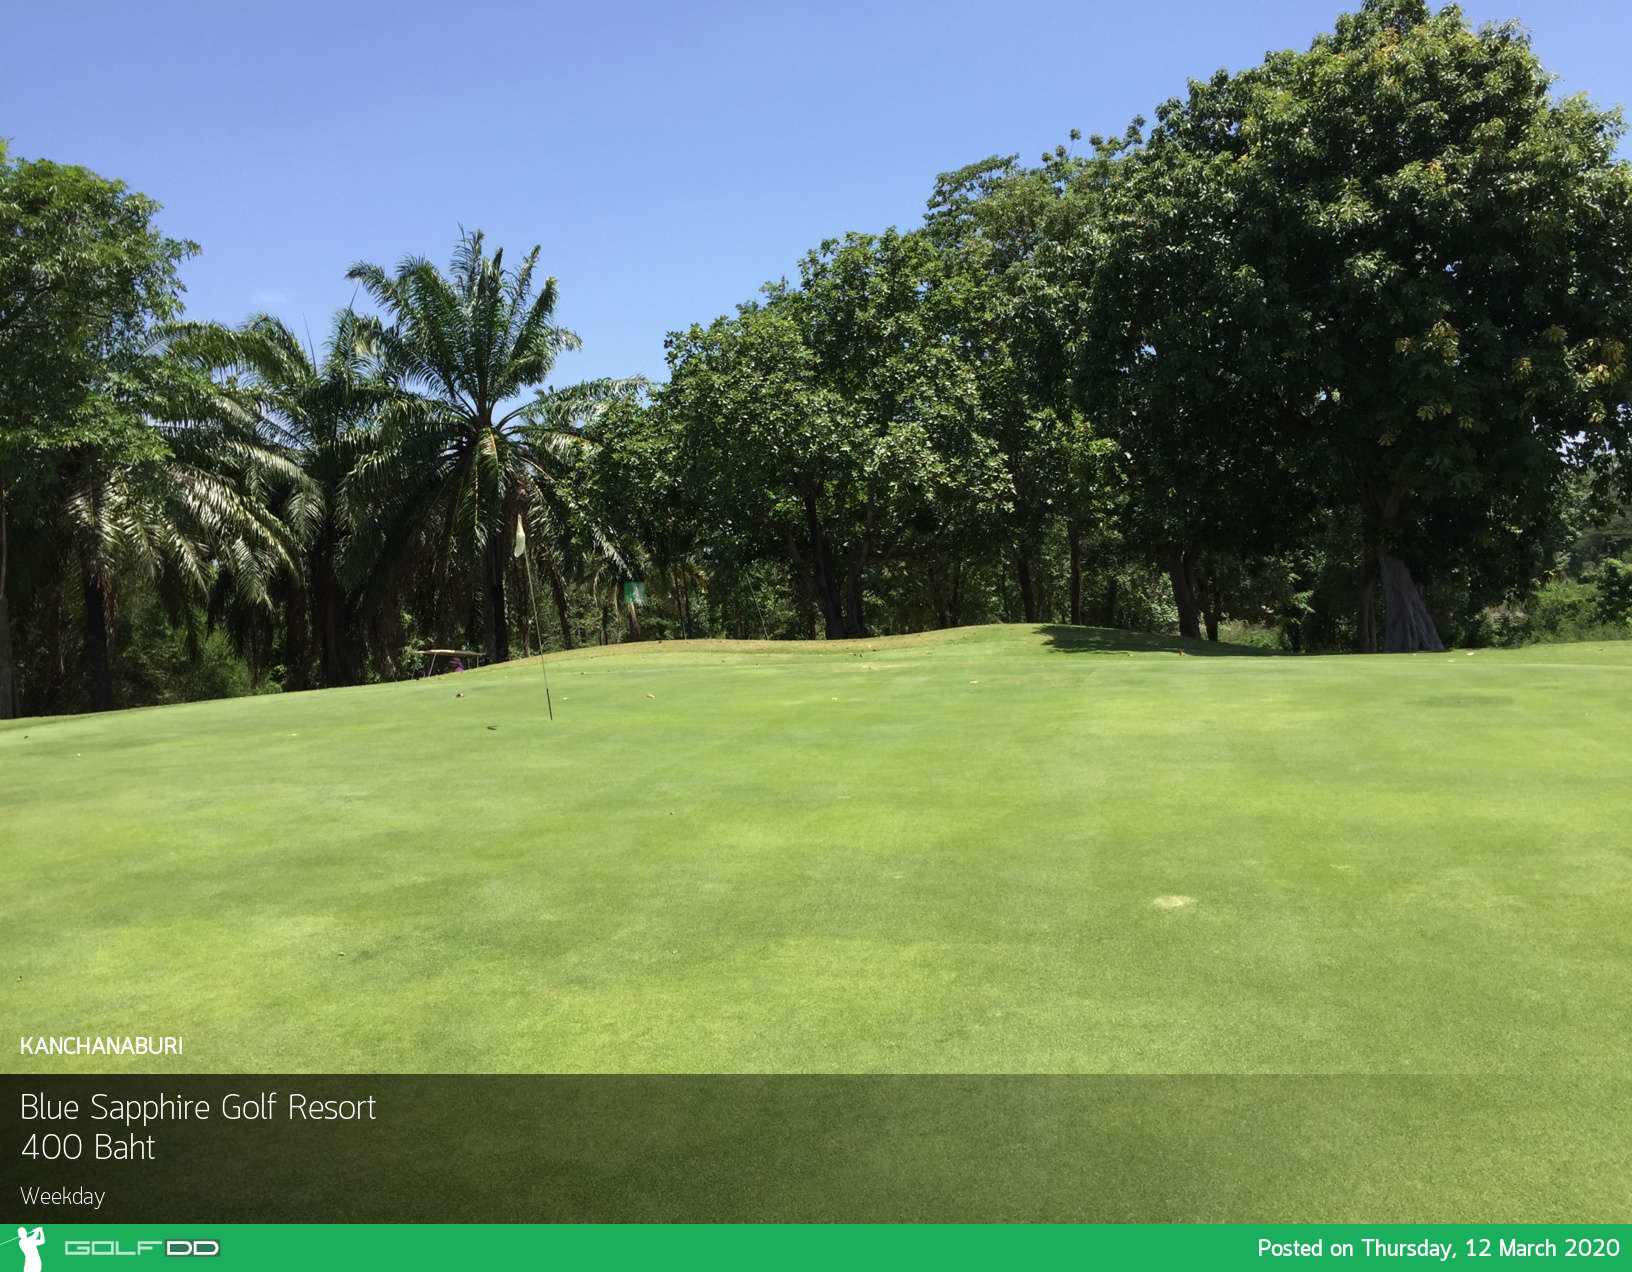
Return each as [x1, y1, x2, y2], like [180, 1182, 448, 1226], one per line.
[7, 624, 1627, 1077]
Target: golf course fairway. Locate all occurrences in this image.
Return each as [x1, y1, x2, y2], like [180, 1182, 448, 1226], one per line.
[8, 624, 1631, 1219]
[7, 624, 1630, 1075]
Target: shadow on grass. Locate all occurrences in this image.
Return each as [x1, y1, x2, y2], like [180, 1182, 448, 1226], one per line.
[1035, 624, 1280, 657]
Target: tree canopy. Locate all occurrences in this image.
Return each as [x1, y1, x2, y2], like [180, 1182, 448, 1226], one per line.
[1097, 0, 1632, 649]
[6, 1, 1632, 717]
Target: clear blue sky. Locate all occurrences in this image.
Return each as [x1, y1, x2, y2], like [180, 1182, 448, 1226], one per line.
[5, 0, 1628, 386]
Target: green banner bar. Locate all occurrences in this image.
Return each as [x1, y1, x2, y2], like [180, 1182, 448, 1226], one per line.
[15, 1224, 1629, 1270]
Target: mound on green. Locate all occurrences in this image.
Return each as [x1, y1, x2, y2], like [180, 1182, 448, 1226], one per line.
[5, 624, 1629, 1217]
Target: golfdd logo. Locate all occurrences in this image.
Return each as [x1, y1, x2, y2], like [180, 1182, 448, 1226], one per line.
[61, 1239, 219, 1258]
[11, 1228, 45, 1272]
[8, 1228, 221, 1260]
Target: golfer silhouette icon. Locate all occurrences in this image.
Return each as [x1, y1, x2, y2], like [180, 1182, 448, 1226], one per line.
[16, 1228, 43, 1272]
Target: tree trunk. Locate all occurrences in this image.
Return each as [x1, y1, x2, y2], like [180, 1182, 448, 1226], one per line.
[0, 497, 14, 719]
[1380, 552, 1445, 653]
[540, 547, 573, 650]
[1201, 573, 1222, 641]
[0, 584, 13, 720]
[282, 578, 311, 691]
[484, 538, 510, 663]
[1067, 520, 1083, 627]
[1015, 551, 1039, 623]
[42, 579, 68, 708]
[803, 490, 846, 639]
[1167, 547, 1201, 640]
[783, 539, 816, 640]
[838, 494, 876, 639]
[843, 569, 865, 638]
[81, 561, 113, 712]
[311, 554, 338, 686]
[818, 549, 846, 639]
[788, 555, 816, 640]
[1357, 550, 1380, 653]
[311, 530, 354, 687]
[843, 533, 870, 639]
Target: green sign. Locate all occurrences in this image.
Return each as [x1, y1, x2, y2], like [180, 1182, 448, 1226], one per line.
[623, 581, 647, 606]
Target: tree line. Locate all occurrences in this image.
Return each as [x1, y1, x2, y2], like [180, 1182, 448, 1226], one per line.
[4, 0, 1632, 718]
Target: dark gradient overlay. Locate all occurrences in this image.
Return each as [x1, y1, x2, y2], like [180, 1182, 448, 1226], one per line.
[3, 1075, 1626, 1222]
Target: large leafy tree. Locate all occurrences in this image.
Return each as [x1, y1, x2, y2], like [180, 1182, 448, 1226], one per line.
[0, 148, 200, 712]
[1127, 0, 1632, 650]
[925, 138, 1116, 624]
[665, 304, 838, 631]
[583, 395, 704, 639]
[775, 229, 992, 638]
[667, 231, 997, 640]
[1084, 119, 1318, 641]
[345, 232, 639, 662]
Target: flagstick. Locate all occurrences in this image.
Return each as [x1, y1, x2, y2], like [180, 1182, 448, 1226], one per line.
[527, 555, 554, 721]
[515, 515, 553, 721]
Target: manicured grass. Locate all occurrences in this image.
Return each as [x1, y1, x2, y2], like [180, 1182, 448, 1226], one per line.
[9, 624, 1630, 1217]
[6, 624, 1629, 1077]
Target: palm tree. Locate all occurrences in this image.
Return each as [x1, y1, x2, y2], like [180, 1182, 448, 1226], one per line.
[176, 312, 388, 687]
[59, 339, 304, 709]
[345, 231, 640, 662]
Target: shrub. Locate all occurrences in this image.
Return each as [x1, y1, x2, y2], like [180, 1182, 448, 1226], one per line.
[1588, 556, 1632, 626]
[1509, 578, 1628, 646]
